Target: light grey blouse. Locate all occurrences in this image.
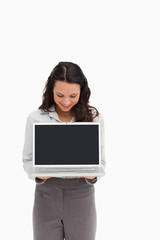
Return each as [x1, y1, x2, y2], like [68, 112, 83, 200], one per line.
[22, 105, 106, 184]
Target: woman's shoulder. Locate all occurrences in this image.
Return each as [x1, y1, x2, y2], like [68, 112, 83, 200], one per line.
[90, 107, 105, 124]
[93, 112, 104, 124]
[27, 109, 47, 122]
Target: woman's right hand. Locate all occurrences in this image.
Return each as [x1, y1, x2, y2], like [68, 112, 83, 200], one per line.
[37, 176, 53, 180]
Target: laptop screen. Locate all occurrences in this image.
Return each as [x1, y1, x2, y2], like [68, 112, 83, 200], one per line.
[33, 123, 100, 166]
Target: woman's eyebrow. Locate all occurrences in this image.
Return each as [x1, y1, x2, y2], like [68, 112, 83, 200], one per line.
[56, 92, 63, 95]
[70, 93, 79, 96]
[56, 92, 79, 96]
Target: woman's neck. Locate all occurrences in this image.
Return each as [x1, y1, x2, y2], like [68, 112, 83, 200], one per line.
[55, 105, 74, 120]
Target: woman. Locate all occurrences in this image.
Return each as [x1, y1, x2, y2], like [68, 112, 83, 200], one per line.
[22, 62, 105, 240]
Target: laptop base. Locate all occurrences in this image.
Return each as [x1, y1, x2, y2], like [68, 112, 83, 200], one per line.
[30, 167, 105, 178]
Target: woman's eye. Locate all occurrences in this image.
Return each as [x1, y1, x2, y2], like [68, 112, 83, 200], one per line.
[57, 95, 77, 98]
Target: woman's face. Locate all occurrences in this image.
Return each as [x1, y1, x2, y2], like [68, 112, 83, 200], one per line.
[53, 81, 81, 113]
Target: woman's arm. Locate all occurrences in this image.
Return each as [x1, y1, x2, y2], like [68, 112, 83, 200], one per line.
[84, 113, 106, 185]
[22, 113, 35, 180]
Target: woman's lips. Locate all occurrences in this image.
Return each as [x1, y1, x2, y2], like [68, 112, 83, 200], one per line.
[61, 103, 71, 108]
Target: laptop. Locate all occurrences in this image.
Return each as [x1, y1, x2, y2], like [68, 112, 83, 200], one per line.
[30, 122, 105, 177]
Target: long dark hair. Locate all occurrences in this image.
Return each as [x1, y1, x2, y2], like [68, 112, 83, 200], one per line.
[39, 62, 99, 122]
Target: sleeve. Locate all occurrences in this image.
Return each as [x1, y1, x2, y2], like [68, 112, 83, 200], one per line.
[89, 113, 106, 184]
[99, 113, 106, 174]
[22, 113, 35, 181]
[84, 113, 106, 185]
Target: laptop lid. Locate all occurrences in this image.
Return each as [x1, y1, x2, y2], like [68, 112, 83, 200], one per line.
[33, 122, 101, 168]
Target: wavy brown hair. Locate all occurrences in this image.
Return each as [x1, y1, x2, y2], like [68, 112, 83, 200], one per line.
[39, 62, 99, 122]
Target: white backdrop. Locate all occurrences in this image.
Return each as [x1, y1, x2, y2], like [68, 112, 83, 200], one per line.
[0, 0, 160, 239]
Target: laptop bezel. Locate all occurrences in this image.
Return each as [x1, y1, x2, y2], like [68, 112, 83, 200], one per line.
[33, 122, 101, 168]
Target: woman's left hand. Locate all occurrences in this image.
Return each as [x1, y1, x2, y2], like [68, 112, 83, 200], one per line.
[80, 176, 97, 180]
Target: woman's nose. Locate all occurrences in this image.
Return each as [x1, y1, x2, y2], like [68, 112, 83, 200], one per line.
[62, 99, 71, 105]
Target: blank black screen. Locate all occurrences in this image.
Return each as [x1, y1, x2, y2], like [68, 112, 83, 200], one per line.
[34, 124, 99, 165]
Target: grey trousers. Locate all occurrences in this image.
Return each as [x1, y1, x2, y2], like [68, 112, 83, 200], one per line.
[33, 178, 97, 240]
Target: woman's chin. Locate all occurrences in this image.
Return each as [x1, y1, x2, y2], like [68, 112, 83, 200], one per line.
[60, 104, 72, 111]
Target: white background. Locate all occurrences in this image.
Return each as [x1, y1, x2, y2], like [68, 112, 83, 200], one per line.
[0, 0, 160, 239]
